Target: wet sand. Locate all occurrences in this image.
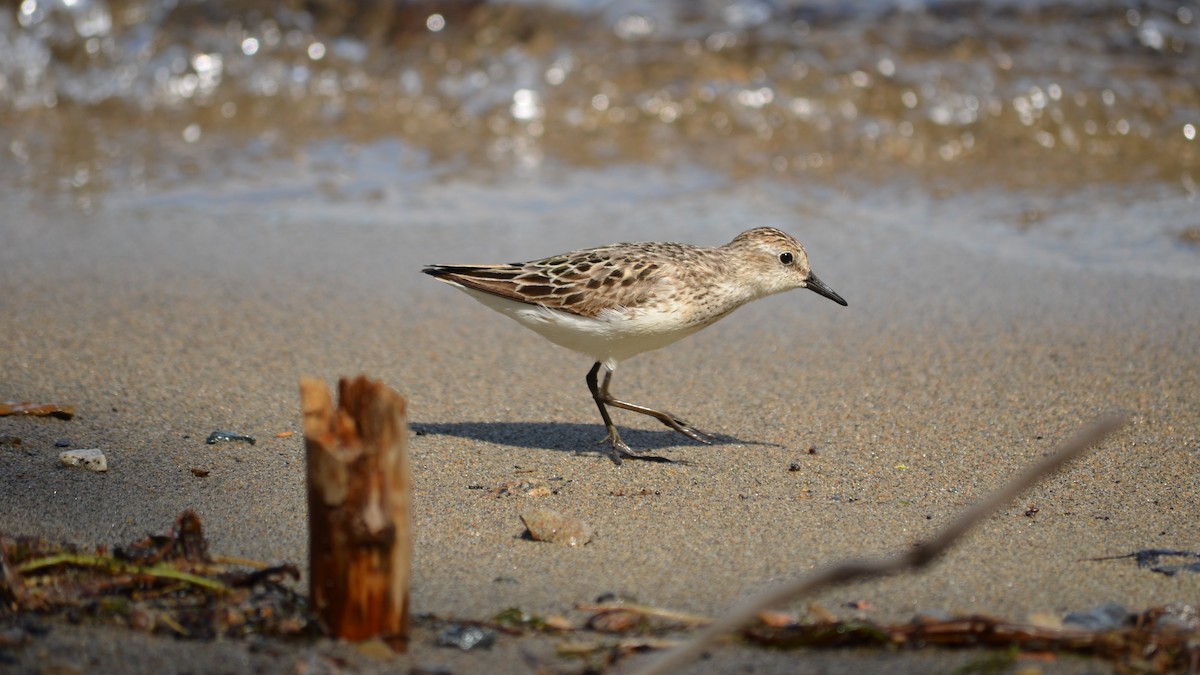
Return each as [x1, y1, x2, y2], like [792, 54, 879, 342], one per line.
[2, 175, 1198, 674]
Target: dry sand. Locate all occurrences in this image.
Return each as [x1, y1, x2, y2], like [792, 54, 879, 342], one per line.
[2, 175, 1198, 674]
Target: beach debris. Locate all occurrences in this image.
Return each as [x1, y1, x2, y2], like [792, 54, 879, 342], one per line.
[739, 606, 1200, 672]
[0, 510, 309, 639]
[588, 608, 646, 633]
[1064, 603, 1128, 631]
[557, 636, 683, 660]
[520, 509, 593, 546]
[521, 596, 1200, 672]
[578, 598, 711, 635]
[1176, 225, 1200, 245]
[301, 376, 411, 648]
[1027, 611, 1064, 630]
[58, 448, 108, 472]
[274, 431, 294, 438]
[205, 430, 256, 446]
[0, 401, 74, 420]
[757, 610, 798, 628]
[492, 478, 554, 497]
[436, 624, 495, 651]
[1088, 549, 1200, 576]
[492, 607, 574, 633]
[190, 468, 210, 477]
[354, 638, 398, 660]
[609, 487, 657, 497]
[492, 607, 549, 630]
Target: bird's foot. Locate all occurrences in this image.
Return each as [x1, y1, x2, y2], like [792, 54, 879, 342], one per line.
[659, 414, 716, 445]
[597, 428, 639, 466]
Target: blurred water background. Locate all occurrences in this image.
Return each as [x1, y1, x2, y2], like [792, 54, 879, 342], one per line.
[2, 0, 1198, 276]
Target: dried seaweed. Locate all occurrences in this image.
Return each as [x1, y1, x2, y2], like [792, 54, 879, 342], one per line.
[743, 609, 1200, 673]
[0, 511, 310, 639]
[0, 402, 74, 420]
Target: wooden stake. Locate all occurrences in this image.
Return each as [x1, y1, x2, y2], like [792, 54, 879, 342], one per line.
[301, 376, 411, 648]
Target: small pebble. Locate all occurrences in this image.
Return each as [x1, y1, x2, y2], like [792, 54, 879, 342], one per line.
[757, 610, 798, 627]
[588, 610, 641, 632]
[1027, 612, 1063, 630]
[1063, 602, 1128, 630]
[353, 638, 397, 660]
[59, 448, 108, 473]
[520, 508, 593, 546]
[205, 430, 256, 446]
[54, 439, 71, 448]
[436, 624, 494, 651]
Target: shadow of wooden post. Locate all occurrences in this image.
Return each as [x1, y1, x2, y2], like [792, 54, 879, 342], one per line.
[300, 375, 411, 650]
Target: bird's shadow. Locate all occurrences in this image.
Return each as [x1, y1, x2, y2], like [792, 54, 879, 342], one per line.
[410, 421, 777, 463]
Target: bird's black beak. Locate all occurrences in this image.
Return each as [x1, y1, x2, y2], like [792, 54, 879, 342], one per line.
[805, 272, 848, 306]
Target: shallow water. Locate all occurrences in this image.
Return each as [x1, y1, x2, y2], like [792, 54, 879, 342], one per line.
[1, 0, 1198, 277]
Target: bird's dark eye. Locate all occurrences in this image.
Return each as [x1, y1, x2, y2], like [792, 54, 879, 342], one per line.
[779, 252, 794, 265]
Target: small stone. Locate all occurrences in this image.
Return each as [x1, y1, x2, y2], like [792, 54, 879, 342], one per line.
[588, 610, 641, 633]
[1027, 612, 1063, 630]
[205, 430, 256, 446]
[1177, 225, 1200, 245]
[54, 439, 71, 448]
[1063, 602, 1129, 630]
[59, 448, 108, 472]
[436, 624, 494, 651]
[520, 509, 593, 546]
[757, 610, 798, 627]
[354, 638, 397, 660]
[544, 615, 574, 631]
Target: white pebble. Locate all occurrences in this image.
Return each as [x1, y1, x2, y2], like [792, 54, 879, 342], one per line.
[59, 448, 109, 472]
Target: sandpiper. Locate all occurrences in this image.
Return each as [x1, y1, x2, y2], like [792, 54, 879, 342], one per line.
[423, 227, 847, 464]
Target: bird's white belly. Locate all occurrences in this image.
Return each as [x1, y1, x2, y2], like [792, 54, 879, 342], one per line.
[454, 285, 704, 369]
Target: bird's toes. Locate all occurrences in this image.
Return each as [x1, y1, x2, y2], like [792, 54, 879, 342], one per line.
[668, 418, 715, 444]
[597, 430, 639, 464]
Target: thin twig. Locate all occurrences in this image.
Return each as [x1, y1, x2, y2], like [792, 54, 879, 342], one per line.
[17, 553, 230, 593]
[630, 413, 1127, 675]
[575, 601, 713, 626]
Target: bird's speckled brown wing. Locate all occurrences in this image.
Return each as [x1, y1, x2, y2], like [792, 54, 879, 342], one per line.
[423, 246, 671, 318]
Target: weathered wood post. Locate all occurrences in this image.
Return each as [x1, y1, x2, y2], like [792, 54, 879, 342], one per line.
[300, 376, 411, 648]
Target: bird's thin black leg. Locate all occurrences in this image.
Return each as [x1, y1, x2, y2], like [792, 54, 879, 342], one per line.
[598, 369, 715, 444]
[587, 362, 632, 465]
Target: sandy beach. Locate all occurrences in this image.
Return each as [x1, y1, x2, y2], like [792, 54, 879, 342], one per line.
[3, 1, 1200, 671]
[2, 171, 1198, 673]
